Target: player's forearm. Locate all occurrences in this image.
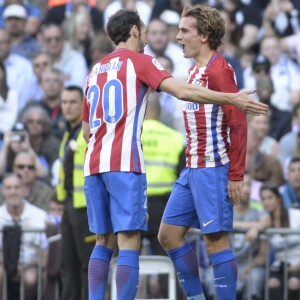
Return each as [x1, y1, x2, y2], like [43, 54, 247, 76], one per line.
[183, 84, 233, 105]
[159, 77, 232, 105]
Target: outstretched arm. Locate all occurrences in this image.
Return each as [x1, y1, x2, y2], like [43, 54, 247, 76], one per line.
[159, 77, 268, 115]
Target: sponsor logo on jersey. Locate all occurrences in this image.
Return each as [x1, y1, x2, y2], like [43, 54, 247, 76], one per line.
[183, 102, 200, 111]
[152, 58, 164, 70]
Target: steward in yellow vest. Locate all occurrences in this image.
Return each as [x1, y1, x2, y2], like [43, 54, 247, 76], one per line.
[142, 119, 185, 196]
[56, 126, 86, 208]
[56, 86, 93, 300]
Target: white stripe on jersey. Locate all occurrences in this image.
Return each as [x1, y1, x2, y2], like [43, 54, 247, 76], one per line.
[99, 57, 120, 171]
[216, 109, 228, 165]
[120, 59, 135, 171]
[136, 94, 147, 173]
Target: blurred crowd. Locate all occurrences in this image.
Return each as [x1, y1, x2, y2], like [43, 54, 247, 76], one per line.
[0, 0, 298, 299]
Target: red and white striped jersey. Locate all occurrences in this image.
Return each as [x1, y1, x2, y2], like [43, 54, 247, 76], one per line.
[82, 48, 171, 176]
[183, 51, 247, 181]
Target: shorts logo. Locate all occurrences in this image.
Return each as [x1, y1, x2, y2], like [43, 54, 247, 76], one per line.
[203, 220, 214, 227]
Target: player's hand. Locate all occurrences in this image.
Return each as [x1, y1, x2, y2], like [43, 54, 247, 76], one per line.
[231, 90, 269, 115]
[228, 180, 243, 206]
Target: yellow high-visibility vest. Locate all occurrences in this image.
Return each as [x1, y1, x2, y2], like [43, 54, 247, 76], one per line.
[142, 120, 184, 196]
[56, 127, 86, 208]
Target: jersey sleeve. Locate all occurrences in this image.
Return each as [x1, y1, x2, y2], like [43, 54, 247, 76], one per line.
[209, 66, 247, 181]
[82, 95, 90, 122]
[134, 54, 172, 91]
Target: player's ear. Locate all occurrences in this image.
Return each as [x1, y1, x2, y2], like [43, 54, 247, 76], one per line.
[131, 25, 139, 38]
[201, 34, 209, 43]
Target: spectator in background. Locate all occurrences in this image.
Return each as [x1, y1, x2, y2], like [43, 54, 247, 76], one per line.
[62, 6, 95, 67]
[104, 0, 152, 27]
[262, 0, 300, 38]
[230, 171, 269, 300]
[218, 6, 244, 90]
[280, 33, 300, 66]
[25, 15, 41, 38]
[248, 114, 279, 158]
[21, 105, 60, 178]
[44, 0, 103, 32]
[279, 157, 300, 208]
[3, 4, 41, 59]
[155, 54, 185, 135]
[0, 60, 18, 138]
[88, 30, 114, 68]
[0, 151, 55, 209]
[260, 35, 300, 140]
[245, 53, 294, 143]
[38, 67, 65, 139]
[260, 184, 300, 300]
[0, 0, 41, 28]
[0, 173, 48, 300]
[159, 9, 181, 43]
[144, 18, 192, 80]
[278, 103, 300, 168]
[243, 54, 271, 100]
[56, 86, 94, 300]
[0, 122, 48, 178]
[30, 51, 53, 102]
[150, 0, 194, 20]
[223, 0, 268, 52]
[246, 127, 284, 201]
[0, 28, 37, 112]
[40, 24, 88, 89]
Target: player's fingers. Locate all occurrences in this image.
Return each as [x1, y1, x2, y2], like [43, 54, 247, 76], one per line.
[246, 103, 268, 115]
[243, 89, 256, 95]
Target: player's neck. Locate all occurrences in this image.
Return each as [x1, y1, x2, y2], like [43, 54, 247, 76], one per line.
[116, 40, 137, 52]
[195, 49, 216, 68]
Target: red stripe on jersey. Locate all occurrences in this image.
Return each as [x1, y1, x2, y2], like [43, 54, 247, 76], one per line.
[196, 102, 207, 167]
[91, 125, 106, 174]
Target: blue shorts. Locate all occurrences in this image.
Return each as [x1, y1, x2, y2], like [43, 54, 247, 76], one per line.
[84, 172, 148, 234]
[162, 165, 233, 234]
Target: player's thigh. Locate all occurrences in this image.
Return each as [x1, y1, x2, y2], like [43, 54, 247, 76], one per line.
[162, 168, 199, 228]
[84, 174, 112, 234]
[189, 165, 233, 234]
[103, 172, 148, 233]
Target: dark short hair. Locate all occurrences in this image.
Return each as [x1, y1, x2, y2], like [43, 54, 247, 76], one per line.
[63, 85, 84, 99]
[289, 157, 300, 166]
[106, 9, 142, 45]
[252, 54, 271, 73]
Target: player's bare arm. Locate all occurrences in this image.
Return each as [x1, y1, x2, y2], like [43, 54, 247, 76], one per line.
[82, 120, 90, 144]
[159, 77, 268, 115]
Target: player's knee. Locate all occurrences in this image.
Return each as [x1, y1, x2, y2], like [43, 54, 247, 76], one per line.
[157, 227, 169, 249]
[203, 232, 230, 255]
